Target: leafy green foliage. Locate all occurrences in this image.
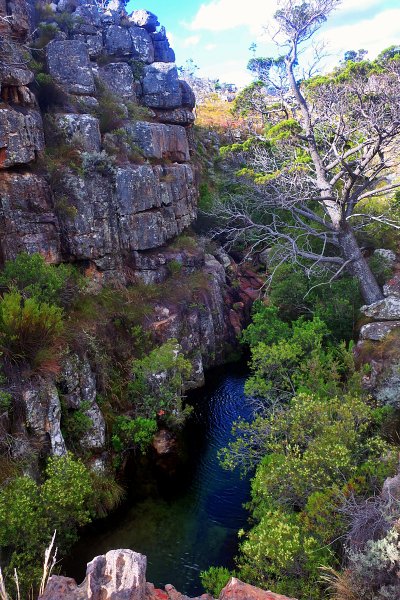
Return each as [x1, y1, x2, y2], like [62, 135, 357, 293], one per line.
[267, 262, 362, 341]
[0, 253, 78, 307]
[112, 415, 157, 454]
[94, 78, 126, 133]
[222, 286, 397, 597]
[0, 291, 63, 365]
[0, 453, 92, 593]
[129, 339, 192, 426]
[200, 566, 232, 597]
[61, 400, 93, 451]
[243, 312, 357, 402]
[0, 390, 11, 414]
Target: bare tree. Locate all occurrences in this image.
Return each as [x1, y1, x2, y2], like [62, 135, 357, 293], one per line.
[213, 0, 400, 305]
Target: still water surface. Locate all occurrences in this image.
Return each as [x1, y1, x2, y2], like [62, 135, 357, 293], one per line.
[65, 365, 253, 596]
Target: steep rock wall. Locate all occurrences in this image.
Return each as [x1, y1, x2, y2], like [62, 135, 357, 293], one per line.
[0, 0, 262, 465]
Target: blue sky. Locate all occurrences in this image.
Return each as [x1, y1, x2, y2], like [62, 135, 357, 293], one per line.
[126, 0, 400, 86]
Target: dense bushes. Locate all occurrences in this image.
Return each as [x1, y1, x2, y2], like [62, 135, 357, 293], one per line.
[211, 300, 398, 599]
[0, 254, 80, 368]
[0, 291, 64, 366]
[129, 339, 192, 426]
[0, 252, 78, 307]
[0, 454, 92, 593]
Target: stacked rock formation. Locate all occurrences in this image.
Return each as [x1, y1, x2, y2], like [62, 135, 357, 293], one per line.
[0, 0, 197, 279]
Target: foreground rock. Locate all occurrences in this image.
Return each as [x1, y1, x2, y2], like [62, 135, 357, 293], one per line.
[40, 550, 296, 600]
[220, 579, 297, 600]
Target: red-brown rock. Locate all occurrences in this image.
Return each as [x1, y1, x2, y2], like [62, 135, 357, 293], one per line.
[220, 578, 297, 600]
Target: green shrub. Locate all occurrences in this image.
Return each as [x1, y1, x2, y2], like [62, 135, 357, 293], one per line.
[0, 453, 92, 593]
[128, 59, 145, 80]
[167, 259, 183, 276]
[129, 340, 192, 426]
[126, 101, 152, 121]
[0, 291, 63, 365]
[61, 400, 93, 451]
[0, 390, 12, 414]
[267, 262, 362, 341]
[95, 79, 126, 133]
[87, 472, 125, 519]
[200, 566, 231, 597]
[111, 415, 157, 454]
[32, 23, 58, 48]
[0, 253, 78, 307]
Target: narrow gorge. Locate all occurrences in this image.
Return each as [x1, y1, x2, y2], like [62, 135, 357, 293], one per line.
[1, 1, 400, 599]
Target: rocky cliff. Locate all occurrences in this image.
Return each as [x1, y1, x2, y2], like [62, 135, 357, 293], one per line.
[0, 0, 262, 467]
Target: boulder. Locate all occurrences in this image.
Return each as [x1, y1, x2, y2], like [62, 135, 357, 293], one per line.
[152, 108, 195, 126]
[383, 272, 400, 297]
[0, 107, 44, 168]
[359, 321, 400, 341]
[129, 26, 154, 63]
[152, 429, 177, 455]
[142, 63, 182, 109]
[54, 114, 101, 152]
[60, 355, 105, 451]
[361, 296, 400, 320]
[73, 2, 101, 30]
[220, 578, 297, 600]
[0, 0, 30, 40]
[54, 170, 119, 263]
[126, 121, 190, 162]
[73, 32, 103, 58]
[127, 208, 178, 251]
[179, 81, 196, 109]
[129, 9, 159, 32]
[153, 39, 175, 63]
[46, 40, 95, 95]
[0, 39, 34, 87]
[40, 550, 147, 600]
[23, 381, 67, 457]
[104, 24, 133, 56]
[374, 248, 397, 265]
[0, 171, 61, 262]
[115, 165, 162, 215]
[99, 62, 137, 101]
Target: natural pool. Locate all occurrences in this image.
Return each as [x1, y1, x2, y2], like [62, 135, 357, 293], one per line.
[65, 364, 253, 596]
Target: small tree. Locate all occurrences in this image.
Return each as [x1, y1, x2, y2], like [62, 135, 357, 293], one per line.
[213, 0, 400, 305]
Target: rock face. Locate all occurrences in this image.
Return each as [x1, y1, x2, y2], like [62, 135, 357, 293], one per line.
[0, 0, 263, 470]
[46, 40, 96, 95]
[357, 258, 400, 407]
[40, 551, 295, 600]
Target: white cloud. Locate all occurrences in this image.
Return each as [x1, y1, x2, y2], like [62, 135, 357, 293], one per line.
[322, 8, 400, 60]
[188, 0, 276, 35]
[205, 43, 217, 51]
[166, 30, 175, 47]
[336, 0, 382, 13]
[199, 60, 252, 86]
[188, 0, 392, 38]
[182, 35, 201, 47]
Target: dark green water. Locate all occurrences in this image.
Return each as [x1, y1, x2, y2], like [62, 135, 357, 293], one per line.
[65, 365, 253, 596]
